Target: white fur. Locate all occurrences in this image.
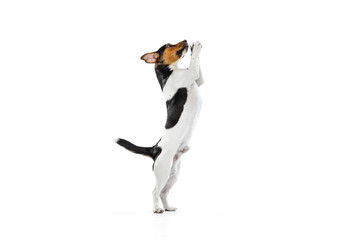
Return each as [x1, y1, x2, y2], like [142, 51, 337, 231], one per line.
[152, 42, 203, 213]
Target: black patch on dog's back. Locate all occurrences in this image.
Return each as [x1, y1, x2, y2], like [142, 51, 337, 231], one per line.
[165, 88, 188, 129]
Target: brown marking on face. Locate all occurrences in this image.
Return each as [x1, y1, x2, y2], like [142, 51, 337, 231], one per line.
[160, 41, 188, 65]
[140, 40, 188, 65]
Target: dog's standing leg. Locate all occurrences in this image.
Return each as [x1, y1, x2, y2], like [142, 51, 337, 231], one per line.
[160, 146, 189, 211]
[160, 159, 181, 211]
[152, 149, 174, 213]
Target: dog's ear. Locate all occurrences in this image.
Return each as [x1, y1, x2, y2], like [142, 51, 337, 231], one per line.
[140, 52, 159, 63]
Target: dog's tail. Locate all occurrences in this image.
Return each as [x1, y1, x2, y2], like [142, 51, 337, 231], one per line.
[114, 138, 162, 161]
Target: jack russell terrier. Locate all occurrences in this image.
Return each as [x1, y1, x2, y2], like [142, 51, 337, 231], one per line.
[115, 40, 203, 213]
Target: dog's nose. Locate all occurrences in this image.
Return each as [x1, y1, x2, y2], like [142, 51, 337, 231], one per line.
[183, 39, 187, 43]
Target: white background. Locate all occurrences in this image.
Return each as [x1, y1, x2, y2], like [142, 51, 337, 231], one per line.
[1, 0, 359, 239]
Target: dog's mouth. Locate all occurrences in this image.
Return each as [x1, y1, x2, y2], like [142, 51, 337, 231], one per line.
[176, 41, 189, 58]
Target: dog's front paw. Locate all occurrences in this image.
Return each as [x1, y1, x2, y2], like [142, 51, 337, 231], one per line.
[191, 41, 202, 55]
[153, 208, 165, 214]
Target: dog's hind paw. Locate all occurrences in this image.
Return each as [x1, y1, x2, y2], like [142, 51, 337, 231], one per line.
[153, 208, 165, 214]
[165, 207, 177, 212]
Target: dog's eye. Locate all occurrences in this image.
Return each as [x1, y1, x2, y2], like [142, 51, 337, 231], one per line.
[167, 44, 171, 48]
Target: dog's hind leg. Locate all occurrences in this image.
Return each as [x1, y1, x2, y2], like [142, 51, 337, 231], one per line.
[152, 149, 175, 213]
[160, 146, 189, 211]
[160, 157, 181, 211]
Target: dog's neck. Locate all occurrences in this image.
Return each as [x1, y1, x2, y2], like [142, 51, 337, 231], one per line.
[155, 64, 173, 90]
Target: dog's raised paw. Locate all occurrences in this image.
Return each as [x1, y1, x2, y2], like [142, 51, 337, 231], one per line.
[191, 41, 202, 55]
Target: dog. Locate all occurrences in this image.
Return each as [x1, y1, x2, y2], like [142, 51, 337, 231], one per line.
[115, 40, 203, 213]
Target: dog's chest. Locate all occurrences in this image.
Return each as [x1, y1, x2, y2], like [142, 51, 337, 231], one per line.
[162, 73, 181, 101]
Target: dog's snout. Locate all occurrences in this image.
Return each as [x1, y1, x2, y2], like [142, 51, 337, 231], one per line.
[181, 40, 188, 48]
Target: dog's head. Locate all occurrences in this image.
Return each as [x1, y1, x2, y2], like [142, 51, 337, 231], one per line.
[141, 40, 189, 65]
